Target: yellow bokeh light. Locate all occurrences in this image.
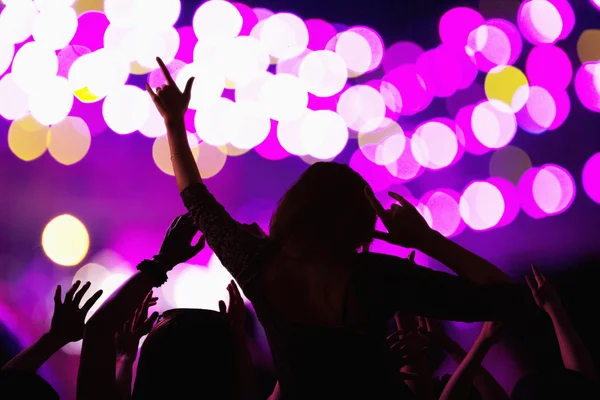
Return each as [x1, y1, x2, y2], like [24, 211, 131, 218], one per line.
[73, 0, 104, 15]
[130, 61, 151, 75]
[197, 141, 227, 178]
[8, 115, 49, 161]
[74, 86, 101, 103]
[577, 29, 600, 64]
[218, 143, 251, 157]
[225, 79, 236, 90]
[47, 116, 92, 165]
[484, 66, 529, 110]
[42, 214, 90, 267]
[152, 133, 200, 176]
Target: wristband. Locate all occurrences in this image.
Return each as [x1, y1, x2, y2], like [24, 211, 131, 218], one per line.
[137, 260, 168, 287]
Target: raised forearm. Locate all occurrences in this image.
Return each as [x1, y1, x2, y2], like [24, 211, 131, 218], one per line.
[166, 117, 201, 192]
[1, 333, 64, 372]
[116, 356, 135, 400]
[418, 232, 513, 285]
[548, 306, 597, 380]
[439, 337, 493, 400]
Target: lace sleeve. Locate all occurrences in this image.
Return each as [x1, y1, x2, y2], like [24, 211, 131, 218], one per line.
[181, 183, 270, 288]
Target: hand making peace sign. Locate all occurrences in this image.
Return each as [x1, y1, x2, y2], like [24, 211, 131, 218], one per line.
[146, 57, 195, 121]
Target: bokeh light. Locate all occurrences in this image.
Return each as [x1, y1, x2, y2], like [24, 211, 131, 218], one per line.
[460, 181, 505, 231]
[577, 29, 600, 64]
[193, 0, 242, 45]
[259, 13, 309, 61]
[259, 73, 308, 122]
[526, 45, 572, 91]
[411, 120, 458, 170]
[0, 37, 13, 76]
[484, 65, 529, 111]
[582, 153, 600, 205]
[0, 73, 30, 120]
[466, 24, 512, 72]
[471, 100, 517, 149]
[439, 7, 484, 50]
[228, 100, 271, 150]
[47, 116, 91, 165]
[298, 50, 347, 97]
[382, 64, 432, 116]
[102, 84, 150, 134]
[12, 41, 58, 95]
[421, 189, 463, 237]
[29, 76, 74, 125]
[489, 145, 532, 185]
[336, 85, 385, 132]
[42, 214, 90, 267]
[196, 141, 227, 179]
[32, 6, 78, 50]
[382, 41, 423, 73]
[0, 0, 38, 45]
[8, 115, 48, 161]
[532, 164, 576, 216]
[574, 62, 600, 113]
[358, 119, 406, 166]
[518, 0, 563, 45]
[516, 86, 557, 134]
[299, 109, 348, 160]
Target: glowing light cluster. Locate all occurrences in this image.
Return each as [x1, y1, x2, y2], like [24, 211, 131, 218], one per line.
[1, 0, 597, 229]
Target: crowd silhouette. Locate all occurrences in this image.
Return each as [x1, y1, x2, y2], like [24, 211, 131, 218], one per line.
[1, 57, 598, 400]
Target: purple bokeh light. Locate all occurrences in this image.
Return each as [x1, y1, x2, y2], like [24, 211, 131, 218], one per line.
[582, 153, 600, 204]
[526, 45, 572, 91]
[382, 41, 424, 73]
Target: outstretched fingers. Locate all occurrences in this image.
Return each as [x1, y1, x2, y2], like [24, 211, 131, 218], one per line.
[364, 186, 386, 218]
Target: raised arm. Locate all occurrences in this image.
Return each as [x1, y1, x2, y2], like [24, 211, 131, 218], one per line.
[77, 215, 204, 400]
[423, 318, 509, 400]
[365, 188, 513, 285]
[527, 265, 597, 381]
[147, 57, 270, 287]
[2, 282, 101, 373]
[439, 321, 507, 400]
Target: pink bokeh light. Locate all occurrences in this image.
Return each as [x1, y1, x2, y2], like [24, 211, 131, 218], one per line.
[305, 19, 337, 51]
[411, 120, 459, 170]
[349, 148, 394, 193]
[175, 26, 197, 63]
[455, 104, 490, 155]
[471, 100, 517, 149]
[518, 0, 563, 45]
[420, 189, 464, 238]
[532, 165, 576, 216]
[486, 19, 523, 66]
[385, 136, 423, 183]
[70, 11, 109, 52]
[574, 62, 600, 113]
[254, 120, 290, 161]
[232, 2, 259, 36]
[488, 177, 520, 228]
[459, 180, 506, 231]
[439, 7, 485, 50]
[526, 45, 572, 91]
[382, 64, 432, 116]
[416, 45, 462, 98]
[516, 86, 557, 134]
[582, 153, 600, 204]
[382, 41, 424, 74]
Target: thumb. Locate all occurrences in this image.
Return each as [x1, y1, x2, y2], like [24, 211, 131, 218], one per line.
[184, 77, 195, 99]
[219, 300, 227, 314]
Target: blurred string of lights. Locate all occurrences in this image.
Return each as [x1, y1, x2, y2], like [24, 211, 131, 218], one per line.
[1, 1, 600, 283]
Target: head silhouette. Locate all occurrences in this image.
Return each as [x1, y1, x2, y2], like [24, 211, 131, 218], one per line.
[0, 370, 59, 400]
[270, 162, 376, 256]
[132, 309, 240, 400]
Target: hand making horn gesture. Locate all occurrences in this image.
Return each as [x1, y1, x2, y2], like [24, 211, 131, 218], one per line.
[145, 57, 195, 121]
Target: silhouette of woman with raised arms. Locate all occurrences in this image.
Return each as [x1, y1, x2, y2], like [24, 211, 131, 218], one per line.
[146, 57, 531, 399]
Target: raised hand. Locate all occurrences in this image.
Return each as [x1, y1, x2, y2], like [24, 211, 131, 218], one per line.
[526, 264, 561, 313]
[50, 281, 103, 344]
[219, 280, 246, 336]
[240, 222, 268, 239]
[478, 321, 503, 344]
[146, 57, 194, 121]
[116, 291, 159, 360]
[364, 187, 433, 249]
[154, 213, 205, 271]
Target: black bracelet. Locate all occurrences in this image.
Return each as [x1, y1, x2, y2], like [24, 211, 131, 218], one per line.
[137, 260, 168, 287]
